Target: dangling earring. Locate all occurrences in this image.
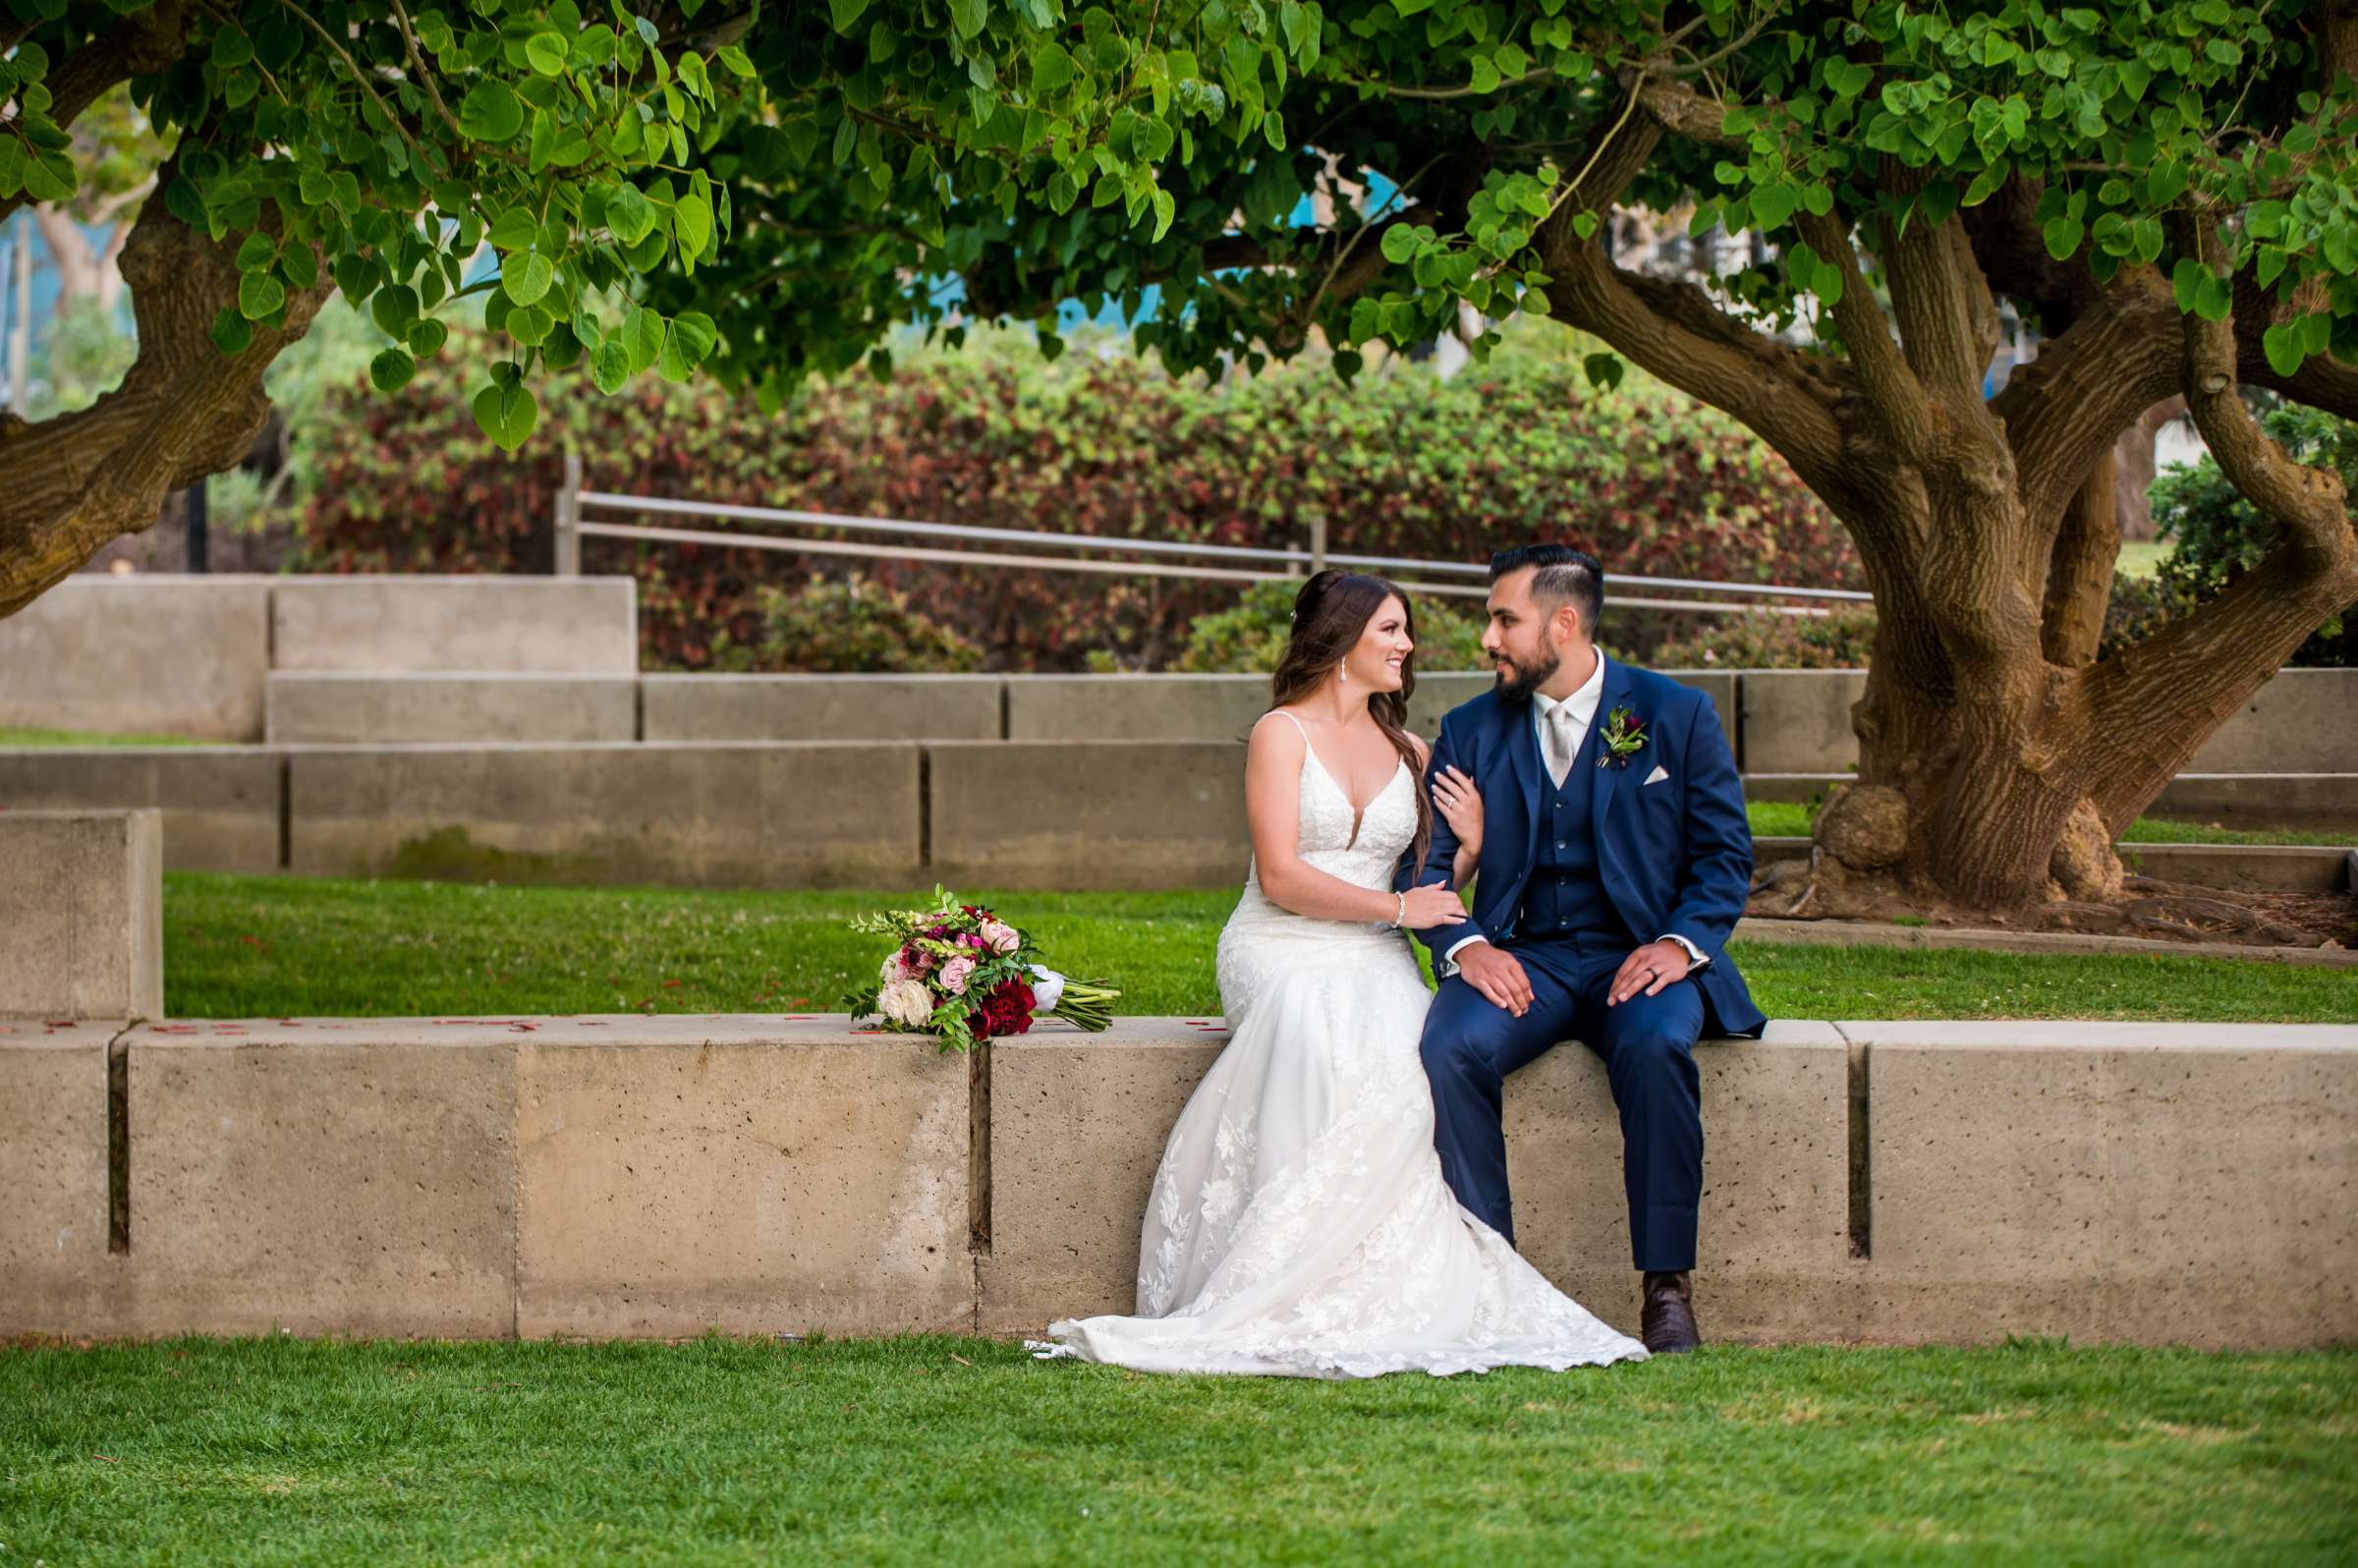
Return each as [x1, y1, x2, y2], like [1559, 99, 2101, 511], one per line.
[1336, 662, 1348, 686]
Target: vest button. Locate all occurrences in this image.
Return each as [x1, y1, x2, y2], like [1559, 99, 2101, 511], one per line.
[1555, 839, 1567, 849]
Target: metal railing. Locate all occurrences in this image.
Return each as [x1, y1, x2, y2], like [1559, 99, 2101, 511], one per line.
[552, 469, 1871, 617]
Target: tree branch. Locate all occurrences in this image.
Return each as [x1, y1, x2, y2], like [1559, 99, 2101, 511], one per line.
[1991, 272, 2182, 532]
[1535, 104, 1853, 510]
[1793, 208, 1934, 462]
[1876, 169, 2001, 401]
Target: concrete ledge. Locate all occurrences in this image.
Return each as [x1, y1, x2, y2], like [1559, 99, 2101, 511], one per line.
[9, 1018, 2353, 1347]
[0, 1024, 115, 1333]
[1745, 770, 2358, 829]
[2191, 669, 2358, 774]
[267, 673, 639, 744]
[978, 1021, 1229, 1332]
[2147, 773, 2358, 830]
[288, 743, 922, 887]
[0, 748, 283, 874]
[1506, 1021, 1853, 1343]
[1849, 1021, 2358, 1349]
[1738, 670, 1868, 774]
[0, 577, 272, 742]
[1753, 836, 2353, 893]
[0, 810, 162, 1019]
[270, 576, 638, 673]
[1735, 917, 2358, 968]
[517, 1018, 973, 1338]
[118, 1026, 519, 1337]
[643, 673, 1001, 742]
[928, 740, 1248, 889]
[997, 669, 1735, 749]
[979, 1020, 1851, 1343]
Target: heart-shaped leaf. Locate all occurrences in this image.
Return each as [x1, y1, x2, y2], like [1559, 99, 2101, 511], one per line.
[473, 380, 538, 450]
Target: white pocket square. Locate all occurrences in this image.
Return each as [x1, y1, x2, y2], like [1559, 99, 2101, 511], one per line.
[1644, 764, 1670, 786]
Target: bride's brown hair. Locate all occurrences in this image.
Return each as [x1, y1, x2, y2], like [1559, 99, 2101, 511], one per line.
[1267, 569, 1432, 877]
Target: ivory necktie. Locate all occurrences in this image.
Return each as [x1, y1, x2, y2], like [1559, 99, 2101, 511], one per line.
[1544, 703, 1577, 788]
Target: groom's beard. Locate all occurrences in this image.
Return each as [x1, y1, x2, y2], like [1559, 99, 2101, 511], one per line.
[1492, 645, 1561, 703]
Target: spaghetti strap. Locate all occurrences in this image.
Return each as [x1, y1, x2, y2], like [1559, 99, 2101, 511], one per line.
[1263, 707, 1311, 742]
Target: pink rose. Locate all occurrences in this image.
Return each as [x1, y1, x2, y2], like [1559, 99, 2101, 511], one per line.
[979, 919, 1020, 954]
[940, 954, 978, 995]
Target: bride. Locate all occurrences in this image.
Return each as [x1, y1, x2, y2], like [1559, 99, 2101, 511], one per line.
[1032, 570, 1649, 1378]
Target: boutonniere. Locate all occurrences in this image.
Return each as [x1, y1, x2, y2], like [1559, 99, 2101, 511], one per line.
[1597, 705, 1648, 769]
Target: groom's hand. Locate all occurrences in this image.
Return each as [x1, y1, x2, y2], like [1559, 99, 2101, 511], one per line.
[1608, 939, 1693, 1005]
[1455, 941, 1534, 1018]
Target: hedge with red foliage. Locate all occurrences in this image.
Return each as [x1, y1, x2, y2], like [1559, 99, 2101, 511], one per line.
[295, 334, 1862, 671]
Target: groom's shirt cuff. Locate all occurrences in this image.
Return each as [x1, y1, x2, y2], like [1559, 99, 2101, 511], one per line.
[1441, 934, 1487, 969]
[1659, 932, 1710, 970]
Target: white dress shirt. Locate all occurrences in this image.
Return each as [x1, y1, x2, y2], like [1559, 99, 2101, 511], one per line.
[1441, 652, 1709, 976]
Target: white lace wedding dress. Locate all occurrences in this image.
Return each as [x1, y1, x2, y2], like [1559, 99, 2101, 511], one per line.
[1030, 722, 1649, 1379]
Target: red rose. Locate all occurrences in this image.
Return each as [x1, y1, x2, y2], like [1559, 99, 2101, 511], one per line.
[977, 979, 1036, 1038]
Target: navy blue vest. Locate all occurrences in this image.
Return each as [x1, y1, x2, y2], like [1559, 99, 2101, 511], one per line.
[1518, 705, 1635, 946]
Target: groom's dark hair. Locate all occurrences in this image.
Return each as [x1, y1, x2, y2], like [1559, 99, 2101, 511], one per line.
[1490, 542, 1604, 641]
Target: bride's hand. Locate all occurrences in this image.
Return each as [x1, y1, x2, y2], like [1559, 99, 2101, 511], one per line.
[1398, 883, 1470, 929]
[1431, 765, 1483, 856]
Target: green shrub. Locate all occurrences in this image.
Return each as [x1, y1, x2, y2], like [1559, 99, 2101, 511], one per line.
[295, 327, 1861, 671]
[705, 575, 983, 673]
[2145, 405, 2355, 667]
[1173, 579, 1489, 673]
[1653, 607, 1878, 669]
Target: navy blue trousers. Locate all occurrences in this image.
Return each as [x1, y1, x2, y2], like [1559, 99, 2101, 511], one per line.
[1420, 935, 1706, 1272]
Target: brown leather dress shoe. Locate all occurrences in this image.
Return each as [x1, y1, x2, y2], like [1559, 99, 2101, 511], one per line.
[1641, 1270, 1703, 1354]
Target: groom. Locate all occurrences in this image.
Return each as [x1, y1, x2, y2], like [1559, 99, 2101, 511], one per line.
[1404, 543, 1765, 1355]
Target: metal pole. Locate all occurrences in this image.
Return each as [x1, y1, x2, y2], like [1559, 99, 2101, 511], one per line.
[185, 476, 207, 573]
[1309, 512, 1327, 576]
[554, 447, 582, 575]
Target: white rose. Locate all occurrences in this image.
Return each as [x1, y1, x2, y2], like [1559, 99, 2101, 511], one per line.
[879, 952, 908, 984]
[879, 978, 935, 1028]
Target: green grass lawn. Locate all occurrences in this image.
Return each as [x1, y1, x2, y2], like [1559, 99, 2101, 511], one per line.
[1744, 799, 2357, 848]
[2115, 539, 2176, 580]
[162, 873, 2355, 1023]
[0, 1334, 2349, 1565]
[0, 724, 210, 747]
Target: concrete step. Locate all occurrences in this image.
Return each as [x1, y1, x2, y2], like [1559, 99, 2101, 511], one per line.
[265, 672, 639, 744]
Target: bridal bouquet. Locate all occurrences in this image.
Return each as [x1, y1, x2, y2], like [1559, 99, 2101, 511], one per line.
[841, 888, 1119, 1053]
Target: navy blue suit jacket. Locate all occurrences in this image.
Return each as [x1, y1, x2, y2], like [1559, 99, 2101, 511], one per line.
[1398, 656, 1768, 1038]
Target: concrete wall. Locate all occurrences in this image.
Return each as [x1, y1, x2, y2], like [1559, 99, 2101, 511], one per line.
[1737, 670, 1869, 774]
[999, 670, 1738, 751]
[267, 673, 639, 744]
[929, 740, 1249, 890]
[288, 742, 924, 887]
[0, 1024, 113, 1328]
[270, 576, 638, 673]
[0, 748, 282, 873]
[516, 1021, 973, 1337]
[0, 811, 163, 1019]
[643, 673, 1001, 742]
[0, 577, 272, 741]
[117, 1029, 521, 1338]
[1848, 1021, 2357, 1349]
[3, 1018, 2352, 1346]
[0, 1018, 972, 1340]
[1740, 667, 2358, 776]
[980, 1021, 1851, 1342]
[1755, 836, 2354, 893]
[2190, 668, 2358, 775]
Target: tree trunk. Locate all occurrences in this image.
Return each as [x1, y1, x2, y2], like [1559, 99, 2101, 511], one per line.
[0, 171, 330, 619]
